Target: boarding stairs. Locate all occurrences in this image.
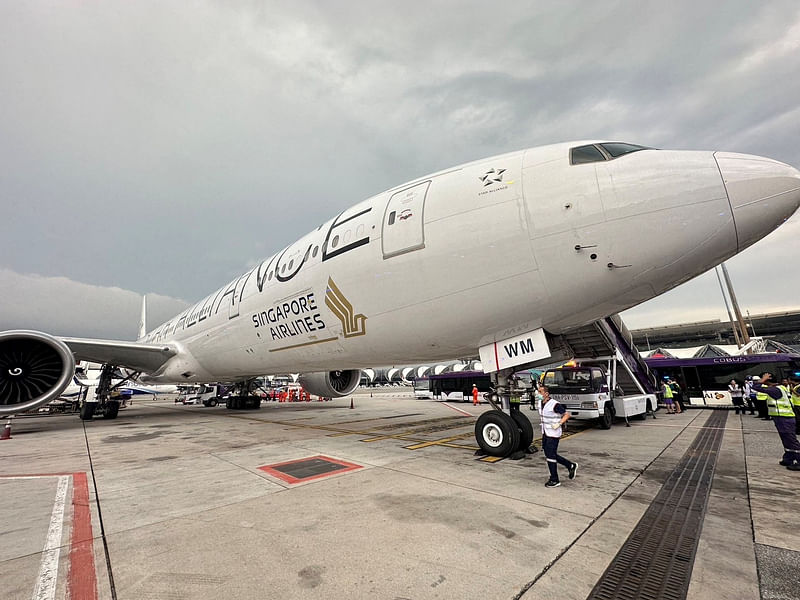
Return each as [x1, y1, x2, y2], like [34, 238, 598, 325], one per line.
[551, 314, 659, 395]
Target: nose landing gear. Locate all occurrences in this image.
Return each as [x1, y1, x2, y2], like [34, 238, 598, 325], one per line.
[474, 369, 535, 458]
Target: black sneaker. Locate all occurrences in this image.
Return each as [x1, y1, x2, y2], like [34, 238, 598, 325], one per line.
[569, 462, 578, 480]
[787, 464, 800, 471]
[544, 480, 561, 488]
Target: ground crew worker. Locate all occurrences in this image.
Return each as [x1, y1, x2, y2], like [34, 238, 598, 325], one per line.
[788, 378, 800, 434]
[472, 384, 479, 406]
[744, 377, 757, 415]
[754, 383, 771, 420]
[662, 380, 675, 414]
[792, 379, 800, 434]
[669, 380, 683, 413]
[539, 384, 578, 488]
[753, 373, 800, 471]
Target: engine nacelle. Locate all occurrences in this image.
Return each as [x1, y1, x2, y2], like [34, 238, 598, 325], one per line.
[0, 330, 75, 415]
[298, 370, 361, 398]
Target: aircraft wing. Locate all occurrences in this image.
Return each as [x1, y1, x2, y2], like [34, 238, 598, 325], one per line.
[61, 337, 177, 373]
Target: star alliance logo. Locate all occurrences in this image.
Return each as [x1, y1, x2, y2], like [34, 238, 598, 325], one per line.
[325, 277, 367, 338]
[479, 168, 506, 187]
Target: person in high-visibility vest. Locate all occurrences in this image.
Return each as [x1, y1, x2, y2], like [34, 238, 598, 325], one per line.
[787, 377, 800, 434]
[753, 381, 771, 421]
[753, 373, 800, 471]
[472, 384, 479, 406]
[539, 384, 578, 487]
[662, 381, 675, 414]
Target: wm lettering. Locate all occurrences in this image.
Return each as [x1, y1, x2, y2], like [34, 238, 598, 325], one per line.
[504, 338, 535, 358]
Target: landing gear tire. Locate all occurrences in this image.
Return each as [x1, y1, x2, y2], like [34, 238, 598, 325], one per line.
[510, 411, 534, 452]
[80, 402, 97, 421]
[474, 411, 520, 457]
[247, 396, 262, 410]
[599, 404, 613, 429]
[103, 401, 120, 420]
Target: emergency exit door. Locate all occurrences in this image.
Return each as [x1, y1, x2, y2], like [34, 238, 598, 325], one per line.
[381, 181, 430, 259]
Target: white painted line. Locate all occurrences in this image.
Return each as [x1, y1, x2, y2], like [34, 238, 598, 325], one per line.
[0, 476, 61, 480]
[441, 402, 472, 416]
[32, 475, 69, 600]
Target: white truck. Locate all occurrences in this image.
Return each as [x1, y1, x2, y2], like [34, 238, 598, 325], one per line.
[177, 384, 229, 407]
[540, 355, 657, 429]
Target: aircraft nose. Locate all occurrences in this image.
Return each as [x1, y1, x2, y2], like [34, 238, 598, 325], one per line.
[715, 152, 800, 251]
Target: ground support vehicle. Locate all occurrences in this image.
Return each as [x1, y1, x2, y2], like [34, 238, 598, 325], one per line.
[542, 354, 656, 429]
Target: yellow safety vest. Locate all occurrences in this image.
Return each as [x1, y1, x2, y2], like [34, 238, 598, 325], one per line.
[766, 386, 795, 418]
[791, 385, 800, 408]
[663, 385, 673, 399]
[755, 390, 769, 402]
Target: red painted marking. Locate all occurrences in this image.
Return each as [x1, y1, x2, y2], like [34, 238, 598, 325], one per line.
[68, 472, 98, 600]
[493, 341, 500, 371]
[258, 455, 362, 485]
[0, 472, 98, 598]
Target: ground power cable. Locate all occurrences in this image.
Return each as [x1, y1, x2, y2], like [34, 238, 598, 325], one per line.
[81, 420, 118, 600]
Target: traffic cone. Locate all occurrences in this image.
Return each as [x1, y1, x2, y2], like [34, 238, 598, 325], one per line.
[0, 419, 12, 440]
[349, 398, 354, 409]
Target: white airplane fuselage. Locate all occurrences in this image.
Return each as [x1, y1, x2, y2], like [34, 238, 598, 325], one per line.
[138, 141, 800, 383]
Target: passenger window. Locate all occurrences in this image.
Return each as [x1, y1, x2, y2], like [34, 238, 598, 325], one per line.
[570, 145, 606, 165]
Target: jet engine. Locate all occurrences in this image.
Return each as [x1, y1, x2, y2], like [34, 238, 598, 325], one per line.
[0, 330, 76, 416]
[298, 369, 361, 398]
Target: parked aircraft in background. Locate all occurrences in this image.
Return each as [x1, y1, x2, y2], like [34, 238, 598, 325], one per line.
[2, 140, 798, 453]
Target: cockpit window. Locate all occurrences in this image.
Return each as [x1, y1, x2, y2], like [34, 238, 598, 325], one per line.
[570, 144, 606, 165]
[598, 142, 650, 158]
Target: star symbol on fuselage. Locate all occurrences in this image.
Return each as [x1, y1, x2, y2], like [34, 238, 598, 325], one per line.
[479, 168, 506, 186]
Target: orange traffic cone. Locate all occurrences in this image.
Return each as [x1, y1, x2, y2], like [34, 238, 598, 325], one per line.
[349, 398, 354, 409]
[0, 419, 12, 440]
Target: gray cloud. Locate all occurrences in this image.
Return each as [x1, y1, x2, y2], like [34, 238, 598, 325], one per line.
[0, 269, 188, 339]
[1, 1, 799, 337]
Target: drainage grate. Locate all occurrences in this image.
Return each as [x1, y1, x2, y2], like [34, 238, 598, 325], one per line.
[587, 410, 728, 600]
[258, 455, 362, 484]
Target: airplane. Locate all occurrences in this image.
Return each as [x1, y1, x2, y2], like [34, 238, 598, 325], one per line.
[1, 140, 799, 454]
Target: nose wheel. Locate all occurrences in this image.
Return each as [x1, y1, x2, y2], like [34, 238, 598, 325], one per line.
[475, 411, 520, 456]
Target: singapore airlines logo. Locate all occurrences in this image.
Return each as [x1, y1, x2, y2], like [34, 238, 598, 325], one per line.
[479, 168, 506, 186]
[325, 277, 367, 338]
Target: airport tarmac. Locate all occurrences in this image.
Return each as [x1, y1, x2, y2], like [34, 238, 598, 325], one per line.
[1, 389, 798, 600]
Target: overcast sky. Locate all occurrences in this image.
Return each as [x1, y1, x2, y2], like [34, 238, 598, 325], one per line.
[2, 1, 800, 340]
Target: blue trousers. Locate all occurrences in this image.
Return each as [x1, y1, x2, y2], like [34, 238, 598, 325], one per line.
[542, 435, 573, 482]
[774, 417, 800, 464]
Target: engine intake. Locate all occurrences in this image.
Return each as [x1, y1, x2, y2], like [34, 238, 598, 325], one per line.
[0, 330, 76, 415]
[298, 370, 361, 398]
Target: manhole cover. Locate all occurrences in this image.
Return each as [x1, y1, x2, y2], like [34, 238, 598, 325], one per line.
[258, 455, 362, 484]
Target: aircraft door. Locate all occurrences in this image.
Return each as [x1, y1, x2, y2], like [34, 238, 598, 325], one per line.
[382, 181, 431, 259]
[228, 273, 248, 319]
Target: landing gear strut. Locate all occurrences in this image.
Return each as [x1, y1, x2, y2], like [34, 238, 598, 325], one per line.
[474, 369, 534, 458]
[79, 364, 139, 420]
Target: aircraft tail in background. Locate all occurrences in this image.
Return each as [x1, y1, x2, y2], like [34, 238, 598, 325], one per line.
[138, 295, 147, 341]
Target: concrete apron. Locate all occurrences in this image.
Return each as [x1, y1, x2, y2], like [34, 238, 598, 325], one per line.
[0, 398, 797, 599]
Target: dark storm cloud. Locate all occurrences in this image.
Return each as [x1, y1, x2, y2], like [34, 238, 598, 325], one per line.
[1, 1, 799, 337]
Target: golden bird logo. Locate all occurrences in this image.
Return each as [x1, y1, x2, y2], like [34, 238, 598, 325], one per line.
[325, 277, 367, 338]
